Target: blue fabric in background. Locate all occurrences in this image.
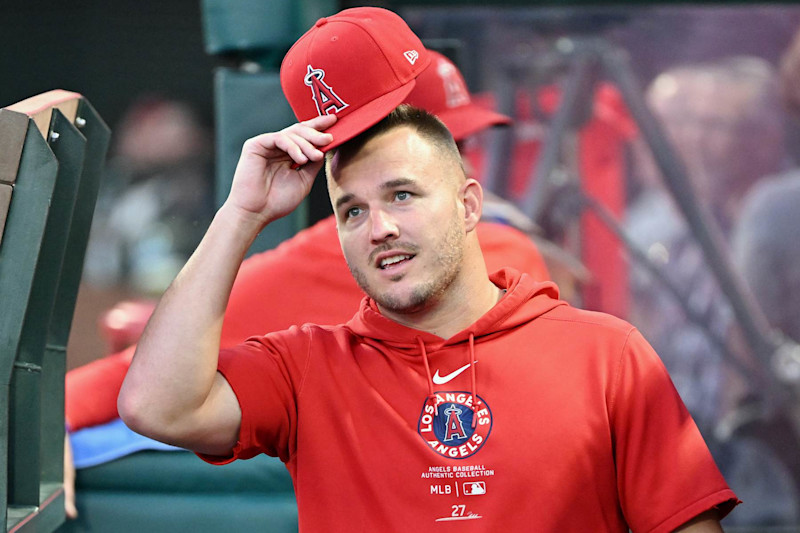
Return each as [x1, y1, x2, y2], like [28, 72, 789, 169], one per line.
[70, 417, 182, 469]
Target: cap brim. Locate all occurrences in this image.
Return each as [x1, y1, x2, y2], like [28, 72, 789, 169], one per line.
[435, 103, 512, 142]
[319, 80, 417, 153]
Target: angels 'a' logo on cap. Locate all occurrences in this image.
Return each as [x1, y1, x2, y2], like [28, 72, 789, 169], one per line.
[437, 59, 470, 109]
[304, 65, 349, 116]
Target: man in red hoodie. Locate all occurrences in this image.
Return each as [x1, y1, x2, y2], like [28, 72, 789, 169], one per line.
[64, 48, 549, 517]
[118, 7, 737, 532]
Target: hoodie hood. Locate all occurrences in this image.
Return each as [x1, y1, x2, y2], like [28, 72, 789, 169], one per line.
[344, 267, 565, 427]
[345, 267, 564, 349]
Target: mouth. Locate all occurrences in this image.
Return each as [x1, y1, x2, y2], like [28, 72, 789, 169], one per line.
[377, 253, 415, 270]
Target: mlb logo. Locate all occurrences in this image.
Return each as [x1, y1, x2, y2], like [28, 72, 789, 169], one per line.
[463, 481, 486, 495]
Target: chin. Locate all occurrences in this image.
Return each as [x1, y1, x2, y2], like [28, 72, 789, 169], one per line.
[375, 296, 427, 314]
[372, 283, 438, 314]
[350, 263, 443, 314]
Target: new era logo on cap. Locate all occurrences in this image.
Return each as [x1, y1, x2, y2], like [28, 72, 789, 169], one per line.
[281, 7, 430, 152]
[404, 50, 420, 65]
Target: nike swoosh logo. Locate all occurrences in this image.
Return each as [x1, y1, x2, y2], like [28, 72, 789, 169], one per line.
[432, 361, 478, 385]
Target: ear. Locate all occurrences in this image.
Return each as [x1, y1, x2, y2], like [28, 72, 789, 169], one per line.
[460, 178, 483, 232]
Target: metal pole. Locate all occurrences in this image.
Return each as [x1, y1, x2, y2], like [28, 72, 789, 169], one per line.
[520, 40, 596, 222]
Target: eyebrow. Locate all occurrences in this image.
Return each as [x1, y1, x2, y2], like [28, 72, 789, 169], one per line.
[335, 193, 355, 211]
[334, 178, 418, 211]
[381, 177, 416, 190]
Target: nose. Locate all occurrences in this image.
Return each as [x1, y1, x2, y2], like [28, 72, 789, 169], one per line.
[369, 208, 399, 243]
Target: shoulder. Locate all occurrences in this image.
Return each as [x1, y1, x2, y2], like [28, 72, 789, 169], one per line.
[220, 323, 359, 378]
[254, 322, 359, 350]
[540, 304, 637, 338]
[534, 305, 655, 368]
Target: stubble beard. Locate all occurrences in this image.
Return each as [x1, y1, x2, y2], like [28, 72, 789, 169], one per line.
[347, 215, 465, 314]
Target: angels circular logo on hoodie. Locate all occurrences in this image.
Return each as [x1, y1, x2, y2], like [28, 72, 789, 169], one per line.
[417, 391, 492, 459]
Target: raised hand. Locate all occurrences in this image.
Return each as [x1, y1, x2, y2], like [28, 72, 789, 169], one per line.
[225, 114, 337, 229]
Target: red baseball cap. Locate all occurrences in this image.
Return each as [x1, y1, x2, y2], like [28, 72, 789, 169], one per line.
[404, 50, 512, 142]
[280, 7, 430, 152]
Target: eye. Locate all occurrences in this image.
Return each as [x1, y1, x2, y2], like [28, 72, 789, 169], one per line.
[395, 191, 411, 201]
[345, 206, 363, 219]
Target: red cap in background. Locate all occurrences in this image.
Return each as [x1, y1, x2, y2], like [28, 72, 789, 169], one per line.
[404, 50, 512, 142]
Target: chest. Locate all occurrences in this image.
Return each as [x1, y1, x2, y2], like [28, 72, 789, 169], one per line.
[298, 333, 615, 470]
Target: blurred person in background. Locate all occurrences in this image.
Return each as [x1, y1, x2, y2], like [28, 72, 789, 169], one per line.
[82, 96, 214, 295]
[626, 56, 796, 525]
[730, 173, 800, 507]
[715, 26, 800, 522]
[627, 56, 785, 432]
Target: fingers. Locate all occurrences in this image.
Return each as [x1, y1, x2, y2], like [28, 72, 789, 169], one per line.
[275, 130, 329, 167]
[65, 490, 78, 520]
[64, 436, 78, 519]
[301, 113, 338, 130]
[244, 115, 336, 167]
[285, 114, 337, 164]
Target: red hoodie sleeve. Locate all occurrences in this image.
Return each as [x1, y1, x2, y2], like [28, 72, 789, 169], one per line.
[198, 327, 314, 464]
[65, 345, 136, 431]
[609, 329, 739, 532]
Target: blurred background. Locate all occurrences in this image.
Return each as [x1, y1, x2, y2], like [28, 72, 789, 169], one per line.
[6, 1, 800, 530]
[1, 0, 217, 370]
